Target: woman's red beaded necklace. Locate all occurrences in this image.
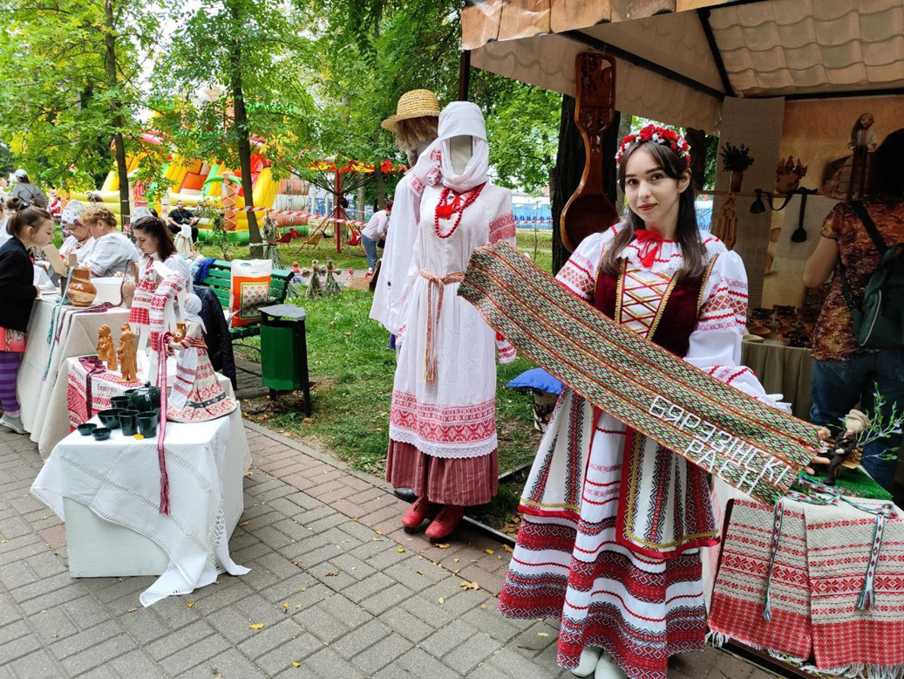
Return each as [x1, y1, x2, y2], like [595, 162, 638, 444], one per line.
[433, 183, 486, 239]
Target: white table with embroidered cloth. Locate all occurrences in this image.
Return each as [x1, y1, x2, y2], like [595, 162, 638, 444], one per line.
[31, 403, 250, 607]
[17, 297, 129, 454]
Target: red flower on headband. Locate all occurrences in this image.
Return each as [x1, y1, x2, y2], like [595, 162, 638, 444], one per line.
[615, 124, 691, 166]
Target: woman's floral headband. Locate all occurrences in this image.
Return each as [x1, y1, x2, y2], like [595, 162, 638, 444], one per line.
[615, 124, 692, 166]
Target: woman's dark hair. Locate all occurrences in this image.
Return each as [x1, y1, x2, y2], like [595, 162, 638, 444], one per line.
[871, 128, 904, 200]
[6, 196, 51, 237]
[132, 215, 176, 261]
[601, 140, 706, 279]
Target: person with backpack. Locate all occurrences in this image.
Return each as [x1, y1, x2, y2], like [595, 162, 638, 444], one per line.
[804, 128, 904, 491]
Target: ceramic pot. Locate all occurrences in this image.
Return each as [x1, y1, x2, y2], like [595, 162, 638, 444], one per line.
[68, 268, 97, 307]
[118, 410, 139, 436]
[125, 384, 161, 412]
[137, 411, 158, 438]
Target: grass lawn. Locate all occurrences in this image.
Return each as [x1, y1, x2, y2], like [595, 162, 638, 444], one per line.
[199, 227, 554, 273]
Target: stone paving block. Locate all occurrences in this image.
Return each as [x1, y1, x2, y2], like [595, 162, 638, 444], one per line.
[268, 496, 307, 519]
[49, 620, 122, 660]
[352, 631, 413, 675]
[463, 604, 528, 643]
[282, 540, 349, 567]
[259, 572, 319, 604]
[10, 571, 74, 604]
[315, 592, 374, 630]
[486, 646, 559, 679]
[8, 649, 61, 679]
[0, 515, 30, 539]
[25, 551, 67, 579]
[302, 647, 365, 679]
[93, 576, 154, 604]
[30, 606, 77, 644]
[283, 582, 332, 613]
[105, 649, 164, 679]
[308, 560, 357, 591]
[60, 633, 135, 676]
[237, 618, 304, 659]
[146, 619, 213, 660]
[361, 582, 414, 616]
[20, 584, 85, 615]
[295, 603, 350, 644]
[159, 631, 232, 676]
[331, 551, 376, 579]
[363, 543, 413, 571]
[336, 519, 380, 543]
[61, 596, 109, 631]
[234, 593, 287, 627]
[384, 557, 449, 592]
[207, 604, 262, 644]
[117, 608, 172, 645]
[294, 505, 335, 527]
[180, 648, 268, 679]
[509, 620, 559, 657]
[285, 491, 323, 511]
[436, 586, 494, 617]
[0, 620, 30, 651]
[254, 524, 295, 550]
[0, 560, 37, 590]
[445, 631, 503, 674]
[272, 517, 314, 542]
[333, 618, 391, 658]
[400, 593, 455, 629]
[342, 571, 394, 603]
[254, 632, 323, 676]
[191, 576, 257, 612]
[0, 594, 20, 628]
[396, 646, 468, 679]
[420, 618, 479, 659]
[146, 592, 204, 629]
[232, 540, 273, 563]
[378, 605, 434, 644]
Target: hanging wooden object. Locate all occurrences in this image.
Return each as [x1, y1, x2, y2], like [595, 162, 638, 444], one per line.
[712, 194, 738, 250]
[560, 52, 619, 253]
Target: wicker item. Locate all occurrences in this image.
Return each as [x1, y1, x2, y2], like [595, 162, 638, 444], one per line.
[381, 89, 441, 132]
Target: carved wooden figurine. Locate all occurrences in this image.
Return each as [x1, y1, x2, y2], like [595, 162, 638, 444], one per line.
[117, 323, 139, 383]
[96, 324, 118, 371]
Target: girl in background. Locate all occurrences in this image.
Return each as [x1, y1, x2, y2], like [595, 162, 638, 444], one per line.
[0, 198, 54, 434]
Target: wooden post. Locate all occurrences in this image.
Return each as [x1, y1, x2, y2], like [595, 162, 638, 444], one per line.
[334, 169, 344, 253]
[458, 50, 471, 101]
[685, 128, 707, 192]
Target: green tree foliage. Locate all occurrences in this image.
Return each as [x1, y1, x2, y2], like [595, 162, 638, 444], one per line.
[0, 0, 156, 196]
[296, 0, 560, 194]
[150, 0, 316, 247]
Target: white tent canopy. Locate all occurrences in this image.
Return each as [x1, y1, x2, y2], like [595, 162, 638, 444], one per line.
[463, 0, 904, 131]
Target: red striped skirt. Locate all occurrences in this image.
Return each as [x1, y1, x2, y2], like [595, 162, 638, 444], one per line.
[385, 440, 498, 506]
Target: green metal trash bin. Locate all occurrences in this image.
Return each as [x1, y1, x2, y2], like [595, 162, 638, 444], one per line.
[259, 303, 312, 415]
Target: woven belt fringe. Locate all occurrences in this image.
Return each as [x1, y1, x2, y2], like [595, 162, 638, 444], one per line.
[421, 270, 464, 383]
[458, 241, 821, 505]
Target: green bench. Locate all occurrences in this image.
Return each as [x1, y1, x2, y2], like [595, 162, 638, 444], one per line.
[198, 259, 295, 339]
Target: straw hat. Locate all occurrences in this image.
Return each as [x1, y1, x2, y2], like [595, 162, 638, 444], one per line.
[381, 89, 441, 132]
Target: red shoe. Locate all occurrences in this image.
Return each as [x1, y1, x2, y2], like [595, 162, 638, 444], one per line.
[425, 505, 465, 542]
[401, 497, 435, 533]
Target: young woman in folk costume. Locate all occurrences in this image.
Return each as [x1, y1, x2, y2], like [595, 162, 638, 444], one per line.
[385, 101, 517, 541]
[497, 126, 775, 679]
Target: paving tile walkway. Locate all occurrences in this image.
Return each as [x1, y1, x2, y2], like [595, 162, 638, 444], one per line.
[0, 421, 780, 678]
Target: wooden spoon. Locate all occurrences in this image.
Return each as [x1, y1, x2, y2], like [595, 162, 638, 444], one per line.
[560, 52, 619, 253]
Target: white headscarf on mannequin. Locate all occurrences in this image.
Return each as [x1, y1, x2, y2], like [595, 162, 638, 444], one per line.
[411, 101, 489, 193]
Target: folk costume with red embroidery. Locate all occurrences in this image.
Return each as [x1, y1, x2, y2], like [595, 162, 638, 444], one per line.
[498, 127, 774, 679]
[385, 102, 516, 541]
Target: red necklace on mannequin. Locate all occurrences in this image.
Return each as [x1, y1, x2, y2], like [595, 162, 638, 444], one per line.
[433, 183, 486, 239]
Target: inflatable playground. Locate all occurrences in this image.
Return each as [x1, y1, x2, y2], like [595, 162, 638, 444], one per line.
[68, 136, 312, 245]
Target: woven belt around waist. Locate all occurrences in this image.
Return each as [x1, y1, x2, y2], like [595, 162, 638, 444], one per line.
[420, 270, 465, 383]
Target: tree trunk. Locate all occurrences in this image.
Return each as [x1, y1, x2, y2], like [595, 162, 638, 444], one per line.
[103, 0, 130, 230]
[551, 95, 620, 274]
[227, 1, 261, 257]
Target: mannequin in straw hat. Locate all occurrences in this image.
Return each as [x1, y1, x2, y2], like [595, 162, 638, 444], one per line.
[369, 89, 440, 339]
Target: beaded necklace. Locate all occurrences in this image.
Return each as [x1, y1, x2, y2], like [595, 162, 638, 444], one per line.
[433, 183, 486, 239]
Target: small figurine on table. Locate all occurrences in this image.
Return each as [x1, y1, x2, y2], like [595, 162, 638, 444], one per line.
[117, 323, 139, 384]
[96, 324, 118, 371]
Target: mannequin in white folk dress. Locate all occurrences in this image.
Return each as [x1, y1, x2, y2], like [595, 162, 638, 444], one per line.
[385, 102, 517, 541]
